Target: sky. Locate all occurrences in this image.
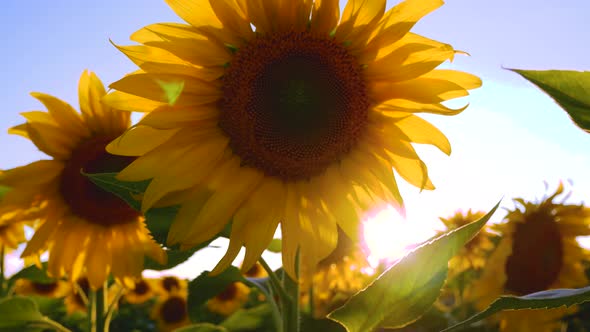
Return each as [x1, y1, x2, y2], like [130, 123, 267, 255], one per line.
[1, 0, 590, 277]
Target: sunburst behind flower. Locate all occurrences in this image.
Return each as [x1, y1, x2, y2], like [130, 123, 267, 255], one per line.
[0, 71, 166, 289]
[468, 183, 590, 332]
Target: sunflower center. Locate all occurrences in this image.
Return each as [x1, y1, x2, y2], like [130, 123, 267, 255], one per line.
[59, 136, 139, 226]
[32, 281, 58, 294]
[133, 280, 150, 295]
[216, 283, 238, 301]
[220, 31, 369, 180]
[504, 211, 563, 295]
[160, 296, 188, 323]
[162, 276, 181, 292]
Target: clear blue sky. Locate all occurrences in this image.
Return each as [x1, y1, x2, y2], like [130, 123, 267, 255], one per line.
[1, 1, 590, 275]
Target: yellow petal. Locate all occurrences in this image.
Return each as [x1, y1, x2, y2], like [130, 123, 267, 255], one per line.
[336, 0, 386, 46]
[26, 122, 78, 159]
[29, 92, 88, 137]
[102, 91, 166, 112]
[370, 77, 470, 104]
[164, 0, 222, 30]
[394, 114, 451, 155]
[376, 98, 469, 116]
[310, 0, 339, 34]
[107, 126, 179, 157]
[209, 0, 254, 41]
[138, 105, 219, 129]
[422, 69, 483, 90]
[0, 160, 63, 188]
[167, 189, 212, 245]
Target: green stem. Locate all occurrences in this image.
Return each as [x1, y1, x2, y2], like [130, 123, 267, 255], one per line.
[30, 317, 72, 332]
[259, 257, 291, 303]
[243, 278, 283, 332]
[0, 245, 5, 296]
[89, 286, 107, 332]
[282, 254, 300, 332]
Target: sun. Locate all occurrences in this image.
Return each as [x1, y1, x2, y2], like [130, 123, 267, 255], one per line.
[363, 206, 437, 267]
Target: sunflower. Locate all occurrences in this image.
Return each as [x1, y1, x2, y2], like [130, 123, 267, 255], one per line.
[0, 70, 166, 289]
[154, 275, 188, 295]
[151, 290, 191, 332]
[302, 230, 375, 318]
[440, 209, 497, 276]
[105, 0, 481, 278]
[242, 261, 267, 278]
[64, 277, 90, 315]
[206, 281, 251, 316]
[468, 183, 590, 332]
[14, 278, 70, 298]
[0, 218, 26, 253]
[123, 277, 157, 304]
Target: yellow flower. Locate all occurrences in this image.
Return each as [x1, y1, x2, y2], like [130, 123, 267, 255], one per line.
[151, 290, 191, 332]
[64, 277, 90, 315]
[440, 209, 496, 276]
[0, 71, 166, 289]
[154, 275, 188, 295]
[468, 183, 590, 332]
[0, 219, 26, 252]
[242, 261, 267, 279]
[123, 277, 157, 304]
[302, 230, 375, 318]
[206, 281, 251, 316]
[14, 278, 70, 298]
[105, 0, 481, 278]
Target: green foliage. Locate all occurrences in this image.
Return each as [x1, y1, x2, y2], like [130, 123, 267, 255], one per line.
[511, 69, 590, 132]
[220, 304, 273, 331]
[0, 297, 62, 332]
[444, 286, 590, 332]
[8, 263, 53, 285]
[187, 267, 247, 316]
[174, 323, 228, 332]
[327, 202, 500, 332]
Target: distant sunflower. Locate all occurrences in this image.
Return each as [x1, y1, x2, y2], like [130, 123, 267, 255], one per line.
[105, 0, 481, 277]
[154, 275, 188, 295]
[123, 278, 157, 304]
[14, 278, 70, 298]
[206, 282, 251, 316]
[440, 209, 496, 276]
[468, 183, 590, 332]
[242, 262, 267, 279]
[303, 230, 375, 318]
[152, 290, 190, 332]
[65, 277, 90, 315]
[0, 218, 26, 252]
[0, 71, 166, 289]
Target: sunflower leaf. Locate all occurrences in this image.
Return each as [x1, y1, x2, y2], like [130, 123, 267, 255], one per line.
[0, 297, 56, 332]
[327, 201, 500, 332]
[8, 262, 53, 285]
[173, 323, 228, 332]
[220, 304, 273, 331]
[443, 286, 590, 332]
[187, 267, 248, 322]
[510, 69, 590, 133]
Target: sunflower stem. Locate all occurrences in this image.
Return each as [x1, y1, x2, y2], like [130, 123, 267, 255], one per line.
[89, 285, 107, 332]
[0, 245, 5, 296]
[259, 257, 291, 302]
[282, 253, 300, 332]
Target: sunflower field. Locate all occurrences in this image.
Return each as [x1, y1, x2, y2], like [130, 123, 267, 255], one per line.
[1, 0, 590, 331]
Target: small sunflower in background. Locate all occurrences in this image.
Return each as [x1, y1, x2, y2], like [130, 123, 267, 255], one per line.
[64, 277, 91, 315]
[468, 183, 590, 332]
[440, 209, 497, 276]
[0, 70, 166, 289]
[154, 275, 188, 295]
[242, 262, 268, 279]
[123, 277, 157, 304]
[206, 282, 251, 317]
[302, 229, 376, 318]
[14, 278, 70, 298]
[105, 0, 481, 278]
[0, 218, 26, 253]
[152, 289, 190, 332]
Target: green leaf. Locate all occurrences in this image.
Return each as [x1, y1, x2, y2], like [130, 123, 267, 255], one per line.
[443, 286, 590, 332]
[188, 267, 247, 320]
[173, 323, 228, 332]
[510, 69, 590, 132]
[300, 315, 347, 332]
[328, 202, 500, 332]
[9, 263, 53, 285]
[266, 238, 282, 253]
[220, 304, 273, 331]
[155, 79, 185, 106]
[0, 297, 45, 331]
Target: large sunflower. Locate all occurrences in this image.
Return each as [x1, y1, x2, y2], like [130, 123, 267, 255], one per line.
[468, 183, 590, 332]
[105, 0, 481, 277]
[0, 71, 166, 289]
